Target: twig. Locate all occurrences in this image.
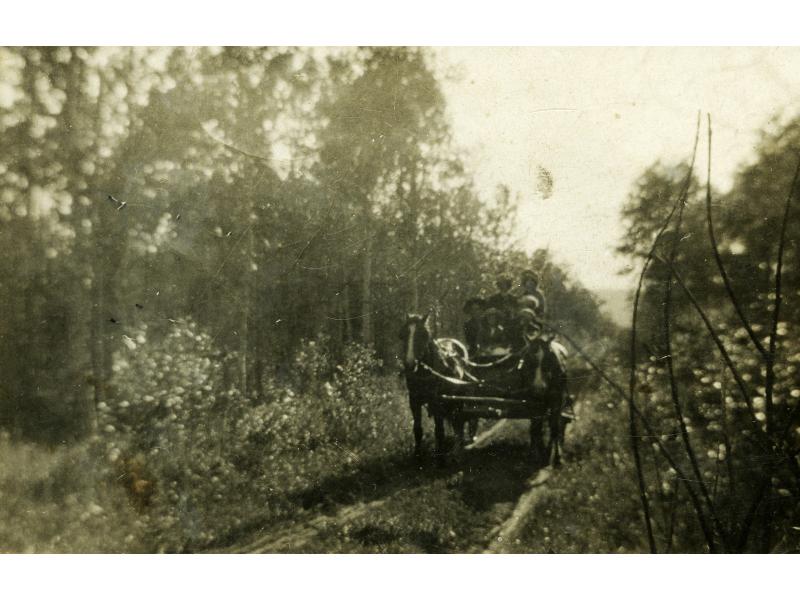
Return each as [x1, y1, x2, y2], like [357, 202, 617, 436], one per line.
[626, 114, 702, 553]
[655, 256, 759, 424]
[765, 155, 800, 436]
[736, 154, 800, 552]
[546, 320, 716, 552]
[659, 119, 726, 549]
[704, 114, 768, 358]
[203, 128, 274, 166]
[736, 477, 770, 551]
[627, 192, 684, 554]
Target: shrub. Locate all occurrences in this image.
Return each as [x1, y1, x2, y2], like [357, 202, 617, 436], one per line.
[64, 324, 412, 551]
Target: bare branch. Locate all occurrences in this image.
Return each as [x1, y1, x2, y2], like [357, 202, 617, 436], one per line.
[704, 114, 768, 358]
[547, 318, 717, 552]
[203, 128, 274, 166]
[765, 155, 800, 435]
[655, 255, 758, 424]
[625, 114, 704, 552]
[736, 477, 770, 552]
[635, 401, 717, 553]
[626, 186, 689, 553]
[659, 119, 728, 550]
[736, 154, 800, 551]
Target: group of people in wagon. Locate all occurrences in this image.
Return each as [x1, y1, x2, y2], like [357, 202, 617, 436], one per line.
[462, 269, 547, 358]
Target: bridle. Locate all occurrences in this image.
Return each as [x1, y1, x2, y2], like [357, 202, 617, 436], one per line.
[402, 316, 430, 376]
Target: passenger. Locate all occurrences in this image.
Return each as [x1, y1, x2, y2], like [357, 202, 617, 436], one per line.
[512, 307, 541, 350]
[488, 273, 517, 324]
[518, 293, 542, 316]
[517, 306, 541, 332]
[481, 307, 508, 352]
[462, 297, 485, 356]
[520, 269, 546, 318]
[486, 274, 516, 348]
[487, 274, 516, 314]
[519, 270, 572, 417]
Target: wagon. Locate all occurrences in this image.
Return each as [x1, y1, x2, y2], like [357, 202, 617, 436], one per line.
[400, 316, 569, 465]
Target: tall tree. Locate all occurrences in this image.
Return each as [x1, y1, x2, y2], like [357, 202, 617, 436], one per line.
[317, 47, 448, 345]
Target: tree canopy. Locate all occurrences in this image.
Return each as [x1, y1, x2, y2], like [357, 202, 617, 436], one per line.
[0, 46, 610, 441]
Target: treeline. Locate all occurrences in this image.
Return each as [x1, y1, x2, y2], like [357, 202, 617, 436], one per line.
[0, 47, 613, 443]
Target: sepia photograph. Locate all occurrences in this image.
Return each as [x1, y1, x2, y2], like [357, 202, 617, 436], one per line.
[2, 34, 800, 562]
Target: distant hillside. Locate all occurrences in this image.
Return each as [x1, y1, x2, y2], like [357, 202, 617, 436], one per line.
[592, 288, 632, 326]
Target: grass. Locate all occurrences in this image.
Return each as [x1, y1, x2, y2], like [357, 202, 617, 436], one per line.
[0, 433, 145, 552]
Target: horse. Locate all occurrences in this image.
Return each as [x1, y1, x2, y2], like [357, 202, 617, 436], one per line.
[399, 312, 568, 466]
[399, 313, 463, 458]
[520, 327, 569, 467]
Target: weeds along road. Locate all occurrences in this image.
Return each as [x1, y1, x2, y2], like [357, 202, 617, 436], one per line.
[215, 419, 557, 554]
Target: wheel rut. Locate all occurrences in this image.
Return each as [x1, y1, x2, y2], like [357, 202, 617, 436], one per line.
[218, 419, 556, 553]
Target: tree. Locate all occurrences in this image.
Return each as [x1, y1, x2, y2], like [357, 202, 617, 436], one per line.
[316, 47, 450, 346]
[617, 116, 800, 552]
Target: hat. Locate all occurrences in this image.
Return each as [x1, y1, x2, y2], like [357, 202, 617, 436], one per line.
[521, 269, 540, 283]
[518, 307, 540, 322]
[496, 273, 513, 288]
[518, 294, 541, 311]
[463, 297, 486, 312]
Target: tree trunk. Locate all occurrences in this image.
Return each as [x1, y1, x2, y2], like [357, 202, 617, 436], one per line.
[88, 281, 103, 434]
[253, 352, 264, 401]
[240, 301, 249, 397]
[342, 275, 352, 343]
[361, 234, 373, 345]
[409, 161, 420, 312]
[240, 211, 255, 397]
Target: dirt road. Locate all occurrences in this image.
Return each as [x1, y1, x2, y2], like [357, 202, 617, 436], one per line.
[216, 419, 557, 553]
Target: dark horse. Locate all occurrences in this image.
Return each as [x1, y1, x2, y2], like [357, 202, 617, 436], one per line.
[399, 313, 452, 458]
[399, 313, 568, 466]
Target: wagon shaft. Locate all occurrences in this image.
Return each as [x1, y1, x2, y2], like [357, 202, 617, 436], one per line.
[437, 394, 546, 419]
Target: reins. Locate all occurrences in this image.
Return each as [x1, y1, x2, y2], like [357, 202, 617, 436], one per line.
[417, 361, 475, 386]
[433, 337, 530, 369]
[415, 352, 545, 398]
[402, 317, 558, 391]
[417, 336, 541, 388]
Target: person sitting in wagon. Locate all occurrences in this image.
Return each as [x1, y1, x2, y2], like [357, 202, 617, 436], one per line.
[480, 307, 511, 355]
[485, 273, 517, 346]
[519, 269, 546, 318]
[487, 273, 517, 317]
[462, 297, 486, 357]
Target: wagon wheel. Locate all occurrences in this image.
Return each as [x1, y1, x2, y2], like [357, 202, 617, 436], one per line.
[436, 337, 469, 361]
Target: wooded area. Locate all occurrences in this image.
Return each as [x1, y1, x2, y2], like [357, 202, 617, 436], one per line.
[0, 46, 798, 553]
[0, 47, 608, 442]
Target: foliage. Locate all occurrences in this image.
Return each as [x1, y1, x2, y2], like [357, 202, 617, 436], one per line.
[0, 432, 144, 552]
[0, 320, 413, 552]
[0, 45, 621, 554]
[617, 117, 800, 552]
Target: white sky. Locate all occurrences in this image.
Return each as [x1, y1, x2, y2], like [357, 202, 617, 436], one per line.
[436, 47, 800, 292]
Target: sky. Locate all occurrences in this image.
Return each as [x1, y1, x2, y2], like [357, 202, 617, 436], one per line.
[435, 47, 800, 293]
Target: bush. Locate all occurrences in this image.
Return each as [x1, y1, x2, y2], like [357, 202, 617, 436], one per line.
[0, 431, 145, 552]
[0, 322, 414, 552]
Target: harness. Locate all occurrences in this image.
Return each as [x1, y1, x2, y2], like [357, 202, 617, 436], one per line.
[402, 317, 569, 426]
[402, 317, 568, 395]
[414, 337, 541, 394]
